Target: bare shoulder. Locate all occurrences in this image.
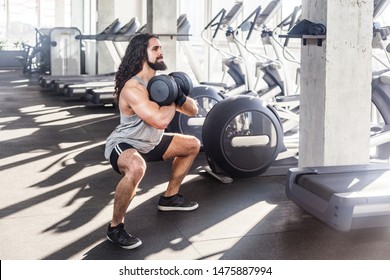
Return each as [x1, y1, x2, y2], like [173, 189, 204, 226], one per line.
[119, 79, 149, 110]
[121, 79, 148, 103]
[123, 79, 146, 94]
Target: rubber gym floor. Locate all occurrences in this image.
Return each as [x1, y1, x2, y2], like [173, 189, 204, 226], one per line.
[2, 69, 390, 260]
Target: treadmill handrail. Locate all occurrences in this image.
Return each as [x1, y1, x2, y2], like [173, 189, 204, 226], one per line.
[75, 18, 121, 40]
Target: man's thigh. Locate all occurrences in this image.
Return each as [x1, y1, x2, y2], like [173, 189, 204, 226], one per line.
[162, 133, 200, 160]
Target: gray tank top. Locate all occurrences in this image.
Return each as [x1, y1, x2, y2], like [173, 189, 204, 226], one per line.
[104, 76, 164, 160]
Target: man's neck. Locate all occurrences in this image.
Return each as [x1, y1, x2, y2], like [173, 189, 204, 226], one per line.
[135, 63, 156, 83]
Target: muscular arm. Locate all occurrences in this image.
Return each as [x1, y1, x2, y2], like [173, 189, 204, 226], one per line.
[176, 96, 198, 116]
[120, 81, 176, 130]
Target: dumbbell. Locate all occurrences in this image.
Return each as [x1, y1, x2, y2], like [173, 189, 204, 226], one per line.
[147, 72, 193, 106]
[147, 74, 178, 106]
[169, 71, 193, 96]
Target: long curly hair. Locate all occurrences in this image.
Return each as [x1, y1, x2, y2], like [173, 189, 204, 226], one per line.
[114, 33, 158, 103]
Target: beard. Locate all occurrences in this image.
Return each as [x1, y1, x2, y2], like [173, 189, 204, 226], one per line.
[147, 59, 167, 71]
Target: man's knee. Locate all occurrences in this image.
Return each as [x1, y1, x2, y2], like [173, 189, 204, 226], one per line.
[186, 135, 201, 155]
[120, 150, 147, 178]
[130, 153, 147, 178]
[163, 134, 201, 159]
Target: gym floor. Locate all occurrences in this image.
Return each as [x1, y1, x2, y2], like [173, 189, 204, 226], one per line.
[2, 69, 390, 260]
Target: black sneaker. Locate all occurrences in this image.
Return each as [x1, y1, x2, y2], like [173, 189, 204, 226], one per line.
[157, 194, 199, 211]
[106, 223, 142, 249]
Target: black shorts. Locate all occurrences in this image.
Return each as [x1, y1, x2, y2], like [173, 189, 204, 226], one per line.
[109, 134, 174, 174]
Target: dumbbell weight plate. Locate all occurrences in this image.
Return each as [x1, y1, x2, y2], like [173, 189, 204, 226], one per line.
[147, 75, 178, 106]
[169, 71, 193, 95]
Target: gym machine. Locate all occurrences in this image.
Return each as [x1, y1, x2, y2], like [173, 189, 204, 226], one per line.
[64, 18, 140, 100]
[167, 14, 225, 142]
[171, 1, 297, 143]
[234, 0, 390, 159]
[168, 2, 274, 145]
[199, 2, 247, 95]
[286, 0, 390, 232]
[202, 94, 286, 179]
[39, 18, 121, 89]
[197, 1, 294, 182]
[200, 0, 390, 184]
[16, 28, 51, 75]
[237, 2, 302, 135]
[83, 20, 147, 106]
[49, 27, 83, 76]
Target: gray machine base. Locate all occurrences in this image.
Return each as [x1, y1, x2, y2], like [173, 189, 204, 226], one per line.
[286, 164, 390, 231]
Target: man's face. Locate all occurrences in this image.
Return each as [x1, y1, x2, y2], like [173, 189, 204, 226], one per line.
[147, 37, 167, 71]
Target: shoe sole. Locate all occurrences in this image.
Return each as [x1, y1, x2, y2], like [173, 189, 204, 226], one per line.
[158, 203, 199, 211]
[107, 236, 142, 249]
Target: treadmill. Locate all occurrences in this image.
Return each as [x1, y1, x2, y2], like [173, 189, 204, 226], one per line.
[83, 23, 148, 106]
[63, 18, 140, 99]
[286, 164, 390, 231]
[39, 18, 121, 89]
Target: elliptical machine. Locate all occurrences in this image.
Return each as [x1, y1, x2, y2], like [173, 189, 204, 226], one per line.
[16, 28, 51, 75]
[167, 8, 246, 142]
[201, 2, 287, 180]
[199, 2, 247, 95]
[167, 2, 258, 143]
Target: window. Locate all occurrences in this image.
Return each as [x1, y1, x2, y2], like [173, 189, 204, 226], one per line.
[0, 0, 70, 50]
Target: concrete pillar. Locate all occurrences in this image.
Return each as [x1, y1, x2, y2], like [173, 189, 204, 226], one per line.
[96, 0, 116, 74]
[82, 0, 97, 75]
[299, 0, 373, 166]
[115, 0, 144, 23]
[54, 0, 66, 27]
[71, 0, 84, 31]
[95, 0, 146, 74]
[147, 0, 177, 72]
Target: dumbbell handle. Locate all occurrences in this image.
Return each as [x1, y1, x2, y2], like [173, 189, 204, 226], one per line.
[176, 89, 187, 106]
[168, 71, 193, 107]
